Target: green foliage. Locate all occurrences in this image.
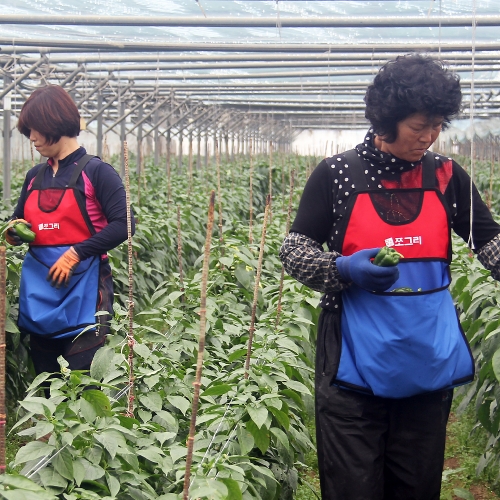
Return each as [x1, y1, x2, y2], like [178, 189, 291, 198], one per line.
[3, 153, 320, 499]
[450, 237, 500, 484]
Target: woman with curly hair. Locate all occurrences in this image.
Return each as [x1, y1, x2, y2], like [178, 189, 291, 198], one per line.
[280, 54, 500, 499]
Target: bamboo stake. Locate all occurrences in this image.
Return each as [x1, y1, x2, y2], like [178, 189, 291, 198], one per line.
[249, 139, 254, 244]
[183, 191, 215, 500]
[123, 142, 136, 418]
[177, 205, 185, 301]
[275, 171, 295, 330]
[216, 140, 224, 257]
[0, 247, 6, 474]
[268, 141, 273, 221]
[103, 135, 109, 164]
[244, 195, 271, 379]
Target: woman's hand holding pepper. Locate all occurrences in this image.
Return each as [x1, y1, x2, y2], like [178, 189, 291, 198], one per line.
[4, 219, 31, 246]
[336, 248, 399, 292]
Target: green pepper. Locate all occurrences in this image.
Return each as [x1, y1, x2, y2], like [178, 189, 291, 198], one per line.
[14, 223, 36, 243]
[373, 246, 403, 267]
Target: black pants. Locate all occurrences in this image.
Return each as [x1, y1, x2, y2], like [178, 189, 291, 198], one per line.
[30, 334, 105, 374]
[316, 384, 453, 500]
[315, 308, 454, 499]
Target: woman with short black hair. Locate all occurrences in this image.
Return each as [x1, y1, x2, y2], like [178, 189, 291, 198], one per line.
[7, 84, 133, 381]
[280, 54, 500, 499]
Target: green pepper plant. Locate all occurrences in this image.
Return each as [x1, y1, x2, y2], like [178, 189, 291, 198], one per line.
[2, 153, 321, 499]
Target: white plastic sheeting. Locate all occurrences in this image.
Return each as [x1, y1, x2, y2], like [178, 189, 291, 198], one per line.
[4, 0, 499, 47]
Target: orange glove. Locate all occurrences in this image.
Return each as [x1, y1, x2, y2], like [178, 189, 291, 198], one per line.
[47, 247, 81, 288]
[5, 219, 31, 246]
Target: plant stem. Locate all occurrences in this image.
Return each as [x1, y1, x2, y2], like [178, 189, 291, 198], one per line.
[183, 191, 215, 500]
[216, 140, 224, 257]
[177, 205, 185, 301]
[249, 139, 254, 244]
[245, 194, 271, 379]
[123, 141, 136, 418]
[0, 247, 6, 474]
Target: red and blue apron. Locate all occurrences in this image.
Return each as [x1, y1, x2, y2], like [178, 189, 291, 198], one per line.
[333, 151, 474, 398]
[18, 155, 100, 339]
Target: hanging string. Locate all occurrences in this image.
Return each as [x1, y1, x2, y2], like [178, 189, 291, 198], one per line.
[195, 0, 207, 18]
[327, 47, 331, 95]
[468, 0, 477, 251]
[438, 0, 442, 60]
[276, 0, 282, 40]
[155, 51, 160, 95]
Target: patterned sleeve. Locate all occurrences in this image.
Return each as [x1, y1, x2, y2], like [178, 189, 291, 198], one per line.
[477, 233, 500, 281]
[279, 232, 350, 293]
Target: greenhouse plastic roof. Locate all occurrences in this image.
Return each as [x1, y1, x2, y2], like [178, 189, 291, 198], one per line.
[3, 0, 500, 46]
[1, 0, 500, 135]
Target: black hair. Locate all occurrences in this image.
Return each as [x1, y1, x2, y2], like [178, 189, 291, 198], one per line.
[18, 85, 80, 145]
[364, 54, 462, 143]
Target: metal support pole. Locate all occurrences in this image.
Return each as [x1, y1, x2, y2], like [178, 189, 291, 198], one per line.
[136, 104, 143, 176]
[178, 128, 183, 174]
[213, 130, 217, 165]
[2, 77, 12, 203]
[96, 92, 103, 158]
[188, 131, 193, 172]
[120, 100, 126, 177]
[204, 130, 209, 169]
[224, 132, 229, 163]
[154, 108, 160, 166]
[196, 131, 201, 170]
[166, 129, 171, 177]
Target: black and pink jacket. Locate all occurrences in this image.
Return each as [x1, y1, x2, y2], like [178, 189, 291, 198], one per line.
[12, 147, 134, 259]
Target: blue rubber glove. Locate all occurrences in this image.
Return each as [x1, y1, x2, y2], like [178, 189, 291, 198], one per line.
[336, 248, 399, 292]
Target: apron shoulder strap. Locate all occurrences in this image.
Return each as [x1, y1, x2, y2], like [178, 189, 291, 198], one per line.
[29, 154, 97, 191]
[30, 163, 50, 191]
[421, 152, 437, 189]
[343, 149, 369, 190]
[326, 149, 369, 190]
[327, 149, 437, 192]
[67, 154, 96, 188]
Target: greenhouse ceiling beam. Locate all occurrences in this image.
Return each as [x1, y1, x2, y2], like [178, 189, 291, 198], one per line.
[225, 116, 249, 135]
[128, 97, 181, 135]
[59, 64, 85, 88]
[55, 58, 500, 74]
[14, 51, 500, 65]
[197, 110, 233, 137]
[85, 81, 134, 127]
[0, 57, 46, 100]
[124, 79, 500, 91]
[215, 101, 366, 110]
[188, 108, 226, 136]
[183, 107, 215, 134]
[75, 76, 112, 107]
[3, 40, 500, 54]
[2, 14, 500, 28]
[104, 92, 154, 134]
[142, 102, 199, 139]
[75, 67, 500, 81]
